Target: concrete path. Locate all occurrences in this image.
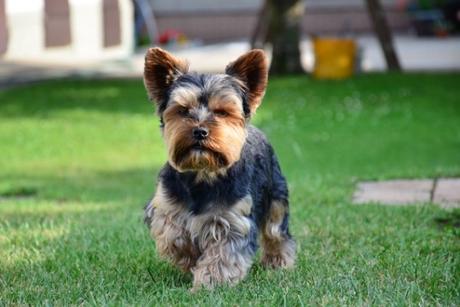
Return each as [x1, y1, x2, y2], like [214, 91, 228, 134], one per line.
[1, 35, 460, 89]
[353, 178, 460, 209]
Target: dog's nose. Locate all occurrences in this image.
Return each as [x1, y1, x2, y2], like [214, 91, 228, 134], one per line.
[193, 127, 209, 140]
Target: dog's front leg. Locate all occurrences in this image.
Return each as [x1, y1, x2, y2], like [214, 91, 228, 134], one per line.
[189, 198, 256, 291]
[150, 207, 199, 272]
[147, 183, 200, 272]
[191, 238, 253, 291]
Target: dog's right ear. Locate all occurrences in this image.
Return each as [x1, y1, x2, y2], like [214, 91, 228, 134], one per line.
[225, 49, 268, 115]
[144, 47, 189, 106]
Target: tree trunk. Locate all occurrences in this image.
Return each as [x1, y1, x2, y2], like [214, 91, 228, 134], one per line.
[365, 0, 401, 71]
[265, 0, 304, 75]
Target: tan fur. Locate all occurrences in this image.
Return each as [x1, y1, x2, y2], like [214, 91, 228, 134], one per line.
[260, 201, 296, 268]
[149, 183, 199, 272]
[207, 82, 244, 114]
[169, 85, 200, 109]
[149, 188, 254, 290]
[144, 47, 189, 105]
[162, 86, 246, 173]
[190, 196, 253, 291]
[225, 49, 268, 114]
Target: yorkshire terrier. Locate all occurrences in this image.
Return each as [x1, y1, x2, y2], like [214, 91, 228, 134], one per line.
[143, 48, 296, 291]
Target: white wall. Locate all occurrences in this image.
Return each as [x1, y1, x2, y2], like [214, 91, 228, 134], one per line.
[4, 0, 134, 63]
[5, 0, 44, 57]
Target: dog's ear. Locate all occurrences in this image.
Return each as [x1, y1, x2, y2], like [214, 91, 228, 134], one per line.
[144, 47, 189, 105]
[225, 49, 268, 114]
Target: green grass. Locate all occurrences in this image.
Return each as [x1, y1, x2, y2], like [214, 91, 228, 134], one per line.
[0, 73, 459, 305]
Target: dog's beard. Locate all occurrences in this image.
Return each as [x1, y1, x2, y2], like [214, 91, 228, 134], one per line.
[170, 141, 230, 172]
[163, 116, 247, 173]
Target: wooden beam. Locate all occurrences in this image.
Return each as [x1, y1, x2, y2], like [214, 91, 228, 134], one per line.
[365, 0, 401, 71]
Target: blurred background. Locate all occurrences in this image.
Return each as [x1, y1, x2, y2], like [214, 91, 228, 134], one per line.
[1, 1, 460, 304]
[1, 0, 460, 85]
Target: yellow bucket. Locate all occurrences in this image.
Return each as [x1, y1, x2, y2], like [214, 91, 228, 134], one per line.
[313, 38, 356, 80]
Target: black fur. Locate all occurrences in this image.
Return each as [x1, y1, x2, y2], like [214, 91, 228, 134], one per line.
[145, 69, 291, 259]
[145, 125, 291, 255]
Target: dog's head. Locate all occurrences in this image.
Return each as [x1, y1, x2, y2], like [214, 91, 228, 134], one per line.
[144, 48, 268, 173]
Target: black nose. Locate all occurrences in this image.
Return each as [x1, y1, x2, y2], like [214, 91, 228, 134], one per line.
[193, 127, 209, 140]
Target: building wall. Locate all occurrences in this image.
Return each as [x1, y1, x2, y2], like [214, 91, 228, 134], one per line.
[150, 0, 400, 12]
[0, 0, 7, 54]
[150, 0, 410, 42]
[1, 0, 134, 61]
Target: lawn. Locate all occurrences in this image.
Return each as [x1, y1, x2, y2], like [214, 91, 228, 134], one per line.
[0, 73, 459, 305]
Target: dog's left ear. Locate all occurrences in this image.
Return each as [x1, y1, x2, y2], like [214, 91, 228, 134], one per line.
[225, 49, 268, 114]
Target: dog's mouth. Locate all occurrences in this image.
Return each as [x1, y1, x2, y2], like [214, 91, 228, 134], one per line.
[191, 142, 205, 151]
[173, 142, 229, 171]
[187, 142, 219, 157]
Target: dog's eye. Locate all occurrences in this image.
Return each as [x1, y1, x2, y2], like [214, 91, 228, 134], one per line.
[214, 110, 229, 117]
[178, 107, 190, 116]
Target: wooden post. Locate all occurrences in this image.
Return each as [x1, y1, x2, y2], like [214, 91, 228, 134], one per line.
[250, 1, 268, 49]
[365, 0, 401, 71]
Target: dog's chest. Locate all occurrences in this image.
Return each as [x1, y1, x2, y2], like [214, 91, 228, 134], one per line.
[147, 182, 254, 250]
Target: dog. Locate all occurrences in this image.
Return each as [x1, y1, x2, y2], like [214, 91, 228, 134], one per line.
[143, 48, 296, 291]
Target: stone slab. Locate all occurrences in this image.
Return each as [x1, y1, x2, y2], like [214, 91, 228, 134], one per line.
[433, 178, 460, 209]
[353, 179, 433, 205]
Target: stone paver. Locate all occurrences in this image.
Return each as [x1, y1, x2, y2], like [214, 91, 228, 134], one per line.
[353, 179, 434, 205]
[353, 178, 460, 208]
[433, 178, 460, 209]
